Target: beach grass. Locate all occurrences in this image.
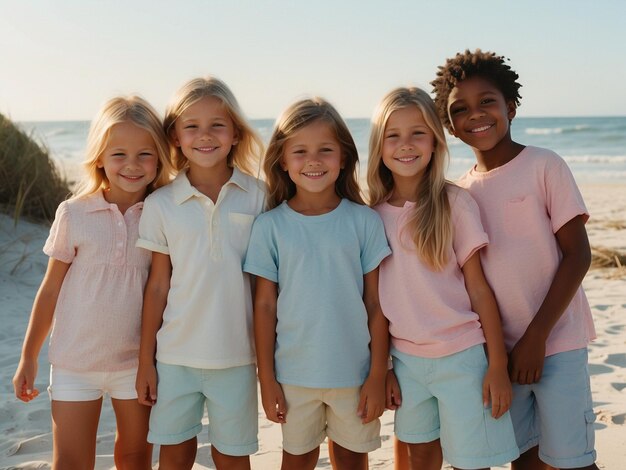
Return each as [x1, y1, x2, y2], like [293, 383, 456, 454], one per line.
[0, 113, 71, 224]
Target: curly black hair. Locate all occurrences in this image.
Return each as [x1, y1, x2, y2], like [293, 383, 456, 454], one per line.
[431, 49, 522, 133]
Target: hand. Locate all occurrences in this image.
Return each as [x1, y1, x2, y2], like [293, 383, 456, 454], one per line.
[385, 369, 402, 410]
[135, 362, 157, 406]
[358, 374, 385, 424]
[13, 359, 40, 402]
[259, 378, 287, 423]
[482, 365, 512, 419]
[509, 332, 546, 385]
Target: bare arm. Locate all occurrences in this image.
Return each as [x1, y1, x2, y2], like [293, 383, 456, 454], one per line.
[462, 251, 511, 419]
[13, 258, 70, 401]
[135, 252, 171, 405]
[358, 267, 389, 423]
[509, 215, 591, 384]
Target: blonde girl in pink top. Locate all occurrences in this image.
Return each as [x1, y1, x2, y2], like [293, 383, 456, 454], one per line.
[367, 88, 518, 470]
[13, 96, 173, 469]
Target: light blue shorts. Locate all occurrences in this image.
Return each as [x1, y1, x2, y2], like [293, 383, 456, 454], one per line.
[392, 345, 519, 469]
[148, 362, 258, 456]
[510, 348, 596, 468]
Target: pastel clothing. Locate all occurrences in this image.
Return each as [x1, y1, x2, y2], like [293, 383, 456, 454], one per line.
[457, 146, 595, 355]
[244, 199, 391, 388]
[137, 168, 266, 368]
[375, 185, 488, 358]
[510, 348, 596, 468]
[48, 366, 137, 401]
[44, 191, 149, 372]
[392, 346, 519, 468]
[148, 362, 258, 455]
[280, 384, 381, 455]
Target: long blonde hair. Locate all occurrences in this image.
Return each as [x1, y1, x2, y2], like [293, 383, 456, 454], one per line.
[73, 95, 173, 199]
[163, 76, 263, 175]
[367, 87, 452, 270]
[264, 97, 363, 209]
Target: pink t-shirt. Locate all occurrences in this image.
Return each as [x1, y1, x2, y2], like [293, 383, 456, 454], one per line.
[375, 185, 489, 358]
[457, 146, 596, 356]
[43, 191, 150, 372]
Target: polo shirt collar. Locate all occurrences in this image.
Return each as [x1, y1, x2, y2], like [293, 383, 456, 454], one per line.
[85, 190, 144, 212]
[173, 167, 249, 205]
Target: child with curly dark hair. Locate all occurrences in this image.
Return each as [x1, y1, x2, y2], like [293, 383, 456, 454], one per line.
[431, 50, 599, 470]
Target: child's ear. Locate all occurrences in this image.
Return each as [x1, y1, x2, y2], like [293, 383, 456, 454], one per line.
[169, 128, 180, 147]
[506, 101, 517, 121]
[96, 158, 104, 169]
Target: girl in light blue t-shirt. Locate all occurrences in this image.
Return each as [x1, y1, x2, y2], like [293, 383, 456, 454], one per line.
[244, 97, 391, 470]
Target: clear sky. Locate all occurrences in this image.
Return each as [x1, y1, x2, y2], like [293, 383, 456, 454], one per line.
[1, 0, 625, 121]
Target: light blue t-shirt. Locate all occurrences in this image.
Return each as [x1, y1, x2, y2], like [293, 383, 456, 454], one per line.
[244, 199, 391, 388]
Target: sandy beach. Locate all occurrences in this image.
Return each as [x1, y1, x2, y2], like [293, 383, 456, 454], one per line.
[1, 183, 625, 469]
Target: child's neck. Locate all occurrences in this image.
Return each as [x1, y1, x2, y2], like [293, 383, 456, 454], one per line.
[287, 189, 341, 216]
[473, 134, 525, 172]
[387, 174, 421, 207]
[102, 188, 146, 215]
[187, 164, 233, 203]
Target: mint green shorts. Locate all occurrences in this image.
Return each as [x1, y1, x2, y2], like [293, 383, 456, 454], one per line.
[148, 362, 258, 456]
[392, 345, 519, 468]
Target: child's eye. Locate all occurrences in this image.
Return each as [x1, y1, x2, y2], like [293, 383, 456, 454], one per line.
[184, 125, 197, 129]
[112, 153, 126, 158]
[139, 152, 155, 160]
[384, 133, 398, 139]
[481, 98, 495, 105]
[450, 107, 465, 115]
[413, 131, 425, 136]
[213, 123, 225, 128]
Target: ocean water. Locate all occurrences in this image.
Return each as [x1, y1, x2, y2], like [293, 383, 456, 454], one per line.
[18, 116, 626, 184]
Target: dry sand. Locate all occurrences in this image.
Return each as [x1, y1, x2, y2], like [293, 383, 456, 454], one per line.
[1, 183, 624, 469]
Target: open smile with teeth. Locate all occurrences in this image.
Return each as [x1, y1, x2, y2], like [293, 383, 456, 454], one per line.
[196, 146, 218, 152]
[469, 124, 494, 133]
[395, 156, 419, 163]
[302, 171, 327, 177]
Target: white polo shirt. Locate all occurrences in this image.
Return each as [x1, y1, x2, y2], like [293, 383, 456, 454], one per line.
[137, 168, 266, 369]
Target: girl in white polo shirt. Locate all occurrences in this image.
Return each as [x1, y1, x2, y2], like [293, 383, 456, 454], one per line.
[13, 96, 173, 468]
[136, 76, 265, 470]
[367, 87, 519, 470]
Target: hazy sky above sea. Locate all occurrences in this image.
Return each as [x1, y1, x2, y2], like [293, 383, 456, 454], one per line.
[1, 0, 625, 121]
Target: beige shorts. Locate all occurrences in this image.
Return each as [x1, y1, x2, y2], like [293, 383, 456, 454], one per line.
[281, 383, 381, 455]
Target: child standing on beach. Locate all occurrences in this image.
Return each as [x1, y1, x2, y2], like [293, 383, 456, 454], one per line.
[432, 49, 598, 470]
[12, 96, 173, 469]
[368, 87, 519, 470]
[244, 98, 391, 470]
[135, 77, 265, 470]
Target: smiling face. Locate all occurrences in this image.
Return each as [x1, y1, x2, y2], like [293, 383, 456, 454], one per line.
[381, 106, 435, 185]
[172, 95, 238, 171]
[97, 120, 158, 203]
[280, 120, 343, 200]
[446, 75, 516, 153]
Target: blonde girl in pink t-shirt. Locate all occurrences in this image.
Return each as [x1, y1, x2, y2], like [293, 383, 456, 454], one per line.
[13, 96, 173, 469]
[367, 87, 518, 469]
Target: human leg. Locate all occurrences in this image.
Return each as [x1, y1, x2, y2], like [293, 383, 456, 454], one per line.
[328, 440, 368, 470]
[406, 439, 442, 470]
[51, 399, 102, 469]
[281, 447, 320, 470]
[111, 398, 152, 469]
[159, 437, 197, 470]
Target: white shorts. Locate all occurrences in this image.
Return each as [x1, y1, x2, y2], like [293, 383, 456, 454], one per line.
[48, 365, 138, 401]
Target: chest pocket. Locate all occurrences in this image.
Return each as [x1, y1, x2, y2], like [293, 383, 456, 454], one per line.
[228, 212, 255, 257]
[503, 195, 542, 236]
